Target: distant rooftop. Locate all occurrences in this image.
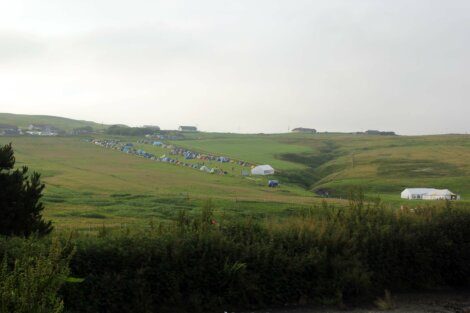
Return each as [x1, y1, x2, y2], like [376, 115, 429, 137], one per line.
[178, 126, 198, 132]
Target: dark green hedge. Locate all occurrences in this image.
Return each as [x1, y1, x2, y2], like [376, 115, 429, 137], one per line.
[60, 201, 470, 313]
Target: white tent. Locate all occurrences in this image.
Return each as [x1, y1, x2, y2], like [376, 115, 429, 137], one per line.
[422, 189, 458, 200]
[251, 165, 275, 176]
[200, 165, 210, 172]
[401, 188, 459, 200]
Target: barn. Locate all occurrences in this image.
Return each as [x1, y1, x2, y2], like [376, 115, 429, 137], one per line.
[401, 188, 460, 200]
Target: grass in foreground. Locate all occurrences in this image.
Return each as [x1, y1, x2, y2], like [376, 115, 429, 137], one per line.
[0, 136, 326, 229]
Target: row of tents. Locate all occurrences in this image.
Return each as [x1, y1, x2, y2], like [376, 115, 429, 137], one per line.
[89, 139, 275, 177]
[91, 139, 229, 174]
[139, 139, 254, 167]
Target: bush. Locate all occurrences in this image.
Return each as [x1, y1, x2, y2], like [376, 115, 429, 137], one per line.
[0, 237, 73, 313]
[106, 125, 155, 136]
[59, 196, 470, 313]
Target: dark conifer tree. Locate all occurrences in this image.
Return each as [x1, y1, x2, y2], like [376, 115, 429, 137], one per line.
[0, 143, 52, 236]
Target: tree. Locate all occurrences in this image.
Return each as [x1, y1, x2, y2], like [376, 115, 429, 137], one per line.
[106, 125, 156, 136]
[0, 143, 52, 236]
[72, 126, 93, 135]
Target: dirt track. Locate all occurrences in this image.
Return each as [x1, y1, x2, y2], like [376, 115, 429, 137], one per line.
[237, 290, 470, 313]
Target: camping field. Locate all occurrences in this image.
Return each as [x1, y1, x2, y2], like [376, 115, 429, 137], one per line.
[169, 135, 314, 170]
[0, 136, 321, 230]
[1, 131, 470, 230]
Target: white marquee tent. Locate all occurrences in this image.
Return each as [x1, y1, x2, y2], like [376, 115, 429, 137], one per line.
[401, 188, 459, 200]
[251, 165, 275, 176]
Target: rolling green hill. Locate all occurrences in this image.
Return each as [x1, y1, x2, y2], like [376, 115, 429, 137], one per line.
[1, 123, 469, 229]
[0, 112, 108, 131]
[172, 132, 470, 200]
[306, 134, 470, 200]
[0, 136, 318, 229]
[171, 136, 313, 170]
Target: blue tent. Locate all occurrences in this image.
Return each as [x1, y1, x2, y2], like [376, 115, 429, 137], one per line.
[268, 180, 279, 187]
[217, 156, 230, 162]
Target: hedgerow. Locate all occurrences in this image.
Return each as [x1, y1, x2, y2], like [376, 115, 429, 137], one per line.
[60, 196, 470, 312]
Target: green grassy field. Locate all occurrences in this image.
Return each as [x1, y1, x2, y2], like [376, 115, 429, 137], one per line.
[170, 134, 313, 170]
[1, 123, 469, 230]
[173, 132, 470, 199]
[308, 134, 470, 200]
[0, 136, 322, 229]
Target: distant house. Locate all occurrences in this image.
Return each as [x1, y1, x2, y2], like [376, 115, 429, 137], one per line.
[292, 127, 317, 134]
[27, 124, 61, 136]
[28, 124, 41, 131]
[0, 124, 20, 135]
[178, 126, 198, 132]
[143, 125, 161, 131]
[401, 188, 460, 200]
[251, 164, 275, 176]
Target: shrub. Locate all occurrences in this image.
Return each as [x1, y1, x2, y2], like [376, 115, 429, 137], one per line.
[374, 290, 395, 310]
[0, 237, 73, 313]
[60, 196, 470, 312]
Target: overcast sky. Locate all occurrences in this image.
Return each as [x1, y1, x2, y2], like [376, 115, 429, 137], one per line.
[0, 0, 469, 134]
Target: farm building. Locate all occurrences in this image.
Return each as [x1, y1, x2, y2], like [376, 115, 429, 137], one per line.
[251, 164, 275, 176]
[178, 126, 198, 132]
[401, 188, 460, 200]
[292, 127, 316, 134]
[143, 125, 161, 131]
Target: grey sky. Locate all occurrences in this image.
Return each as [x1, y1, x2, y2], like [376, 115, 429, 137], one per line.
[0, 0, 469, 134]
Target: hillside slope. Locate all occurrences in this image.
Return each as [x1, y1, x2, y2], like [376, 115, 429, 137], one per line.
[307, 134, 470, 200]
[0, 136, 318, 228]
[0, 112, 108, 131]
[172, 132, 470, 200]
[1, 129, 469, 229]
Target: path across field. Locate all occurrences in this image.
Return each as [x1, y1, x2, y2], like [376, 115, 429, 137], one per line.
[240, 290, 470, 313]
